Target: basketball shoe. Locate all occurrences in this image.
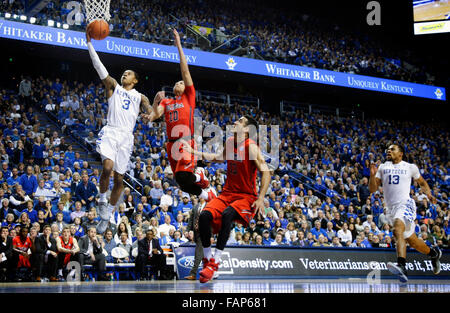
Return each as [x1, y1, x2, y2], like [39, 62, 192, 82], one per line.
[98, 200, 109, 221]
[430, 246, 442, 275]
[199, 258, 219, 283]
[195, 167, 210, 189]
[387, 262, 408, 283]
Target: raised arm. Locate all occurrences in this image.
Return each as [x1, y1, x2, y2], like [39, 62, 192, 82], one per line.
[249, 143, 271, 216]
[86, 27, 117, 98]
[369, 163, 381, 193]
[173, 28, 193, 87]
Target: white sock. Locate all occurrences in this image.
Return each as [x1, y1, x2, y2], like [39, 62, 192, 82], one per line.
[203, 247, 212, 260]
[58, 269, 63, 276]
[195, 173, 201, 182]
[99, 192, 107, 202]
[214, 249, 223, 262]
[199, 189, 209, 200]
[107, 203, 115, 214]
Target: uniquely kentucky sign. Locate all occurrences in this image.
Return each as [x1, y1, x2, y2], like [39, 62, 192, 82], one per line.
[0, 19, 446, 101]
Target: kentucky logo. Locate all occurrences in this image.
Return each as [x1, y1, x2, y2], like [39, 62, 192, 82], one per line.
[434, 88, 443, 99]
[226, 57, 237, 70]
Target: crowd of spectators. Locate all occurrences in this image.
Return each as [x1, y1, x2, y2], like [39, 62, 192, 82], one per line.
[0, 73, 448, 281]
[0, 0, 437, 85]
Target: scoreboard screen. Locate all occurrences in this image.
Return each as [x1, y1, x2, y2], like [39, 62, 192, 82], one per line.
[413, 0, 450, 34]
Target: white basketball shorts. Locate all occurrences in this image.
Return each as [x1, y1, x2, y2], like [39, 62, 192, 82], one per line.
[96, 125, 134, 175]
[386, 198, 417, 239]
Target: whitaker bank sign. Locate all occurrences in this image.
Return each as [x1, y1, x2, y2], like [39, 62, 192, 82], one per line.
[0, 19, 446, 101]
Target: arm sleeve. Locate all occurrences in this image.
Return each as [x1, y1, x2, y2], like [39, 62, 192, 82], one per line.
[87, 42, 109, 80]
[411, 164, 421, 180]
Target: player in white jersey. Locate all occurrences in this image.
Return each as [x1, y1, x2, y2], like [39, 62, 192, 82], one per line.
[369, 144, 442, 282]
[85, 28, 162, 234]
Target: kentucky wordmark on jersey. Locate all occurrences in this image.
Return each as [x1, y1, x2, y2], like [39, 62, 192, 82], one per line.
[376, 160, 421, 209]
[106, 84, 141, 132]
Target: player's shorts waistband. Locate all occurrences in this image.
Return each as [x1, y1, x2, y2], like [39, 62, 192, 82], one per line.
[168, 135, 193, 143]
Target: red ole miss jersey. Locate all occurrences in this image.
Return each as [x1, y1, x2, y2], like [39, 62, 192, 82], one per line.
[160, 84, 195, 141]
[223, 137, 258, 196]
[60, 236, 74, 266]
[13, 236, 32, 252]
[13, 236, 32, 268]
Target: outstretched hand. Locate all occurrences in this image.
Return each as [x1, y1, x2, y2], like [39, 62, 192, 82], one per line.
[251, 198, 265, 217]
[153, 90, 165, 104]
[179, 139, 193, 154]
[173, 28, 181, 47]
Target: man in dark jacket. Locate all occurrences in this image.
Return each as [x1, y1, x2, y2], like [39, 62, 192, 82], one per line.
[135, 229, 165, 280]
[75, 173, 98, 210]
[32, 225, 58, 281]
[0, 226, 14, 281]
[78, 227, 106, 281]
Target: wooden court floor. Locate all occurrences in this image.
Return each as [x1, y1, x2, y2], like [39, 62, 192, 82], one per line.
[414, 1, 450, 22]
[1, 278, 449, 293]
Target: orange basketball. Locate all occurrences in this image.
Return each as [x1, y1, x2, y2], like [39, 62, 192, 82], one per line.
[88, 19, 109, 40]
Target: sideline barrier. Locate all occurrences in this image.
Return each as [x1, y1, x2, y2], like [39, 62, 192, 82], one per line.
[0, 19, 446, 101]
[174, 245, 450, 279]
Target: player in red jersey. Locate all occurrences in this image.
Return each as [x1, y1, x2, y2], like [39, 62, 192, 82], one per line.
[182, 115, 271, 283]
[12, 227, 32, 271]
[56, 226, 80, 279]
[146, 28, 215, 201]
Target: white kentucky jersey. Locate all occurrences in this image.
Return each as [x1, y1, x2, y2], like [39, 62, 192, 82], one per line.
[376, 160, 421, 209]
[106, 84, 141, 132]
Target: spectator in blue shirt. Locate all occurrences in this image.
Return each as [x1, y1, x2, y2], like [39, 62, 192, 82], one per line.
[75, 173, 98, 210]
[262, 230, 274, 245]
[32, 136, 46, 166]
[6, 167, 20, 187]
[311, 220, 328, 240]
[18, 165, 38, 197]
[21, 200, 38, 224]
[173, 195, 193, 217]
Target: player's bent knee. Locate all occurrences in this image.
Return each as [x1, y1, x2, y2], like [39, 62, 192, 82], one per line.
[199, 210, 213, 223]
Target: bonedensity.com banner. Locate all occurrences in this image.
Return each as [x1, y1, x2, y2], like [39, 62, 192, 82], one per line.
[174, 245, 450, 279]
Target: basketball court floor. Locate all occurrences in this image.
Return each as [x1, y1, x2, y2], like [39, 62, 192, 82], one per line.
[1, 278, 449, 293]
[414, 1, 450, 21]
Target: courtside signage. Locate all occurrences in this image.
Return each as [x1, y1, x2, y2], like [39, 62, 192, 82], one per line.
[0, 19, 446, 101]
[174, 245, 450, 279]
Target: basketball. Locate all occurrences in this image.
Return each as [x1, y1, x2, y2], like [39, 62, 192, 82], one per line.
[88, 19, 109, 40]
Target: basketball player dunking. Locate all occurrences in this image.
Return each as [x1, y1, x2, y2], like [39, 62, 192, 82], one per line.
[86, 28, 157, 234]
[146, 28, 216, 202]
[183, 115, 271, 283]
[369, 144, 442, 282]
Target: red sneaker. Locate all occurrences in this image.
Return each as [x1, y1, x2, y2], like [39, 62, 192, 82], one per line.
[199, 258, 219, 283]
[195, 167, 210, 189]
[206, 187, 217, 202]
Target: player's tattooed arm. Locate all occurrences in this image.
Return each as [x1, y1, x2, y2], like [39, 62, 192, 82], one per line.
[173, 28, 193, 87]
[140, 94, 151, 113]
[249, 143, 271, 215]
[141, 91, 164, 122]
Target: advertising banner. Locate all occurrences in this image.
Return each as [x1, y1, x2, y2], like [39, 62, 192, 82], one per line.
[0, 19, 446, 101]
[174, 245, 450, 279]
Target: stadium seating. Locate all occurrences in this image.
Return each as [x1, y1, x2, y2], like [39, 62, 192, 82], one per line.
[0, 0, 437, 85]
